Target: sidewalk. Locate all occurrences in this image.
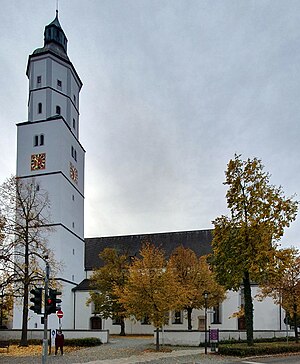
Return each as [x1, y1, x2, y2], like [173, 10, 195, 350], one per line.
[0, 336, 239, 364]
[83, 348, 205, 364]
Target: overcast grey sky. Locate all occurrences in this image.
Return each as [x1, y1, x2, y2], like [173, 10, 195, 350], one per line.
[0, 0, 299, 247]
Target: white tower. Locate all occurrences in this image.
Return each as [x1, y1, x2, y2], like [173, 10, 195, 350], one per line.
[14, 12, 85, 329]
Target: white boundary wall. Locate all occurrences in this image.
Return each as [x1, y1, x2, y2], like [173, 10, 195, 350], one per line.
[158, 330, 295, 346]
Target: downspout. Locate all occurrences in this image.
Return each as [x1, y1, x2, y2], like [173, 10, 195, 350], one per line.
[73, 290, 76, 330]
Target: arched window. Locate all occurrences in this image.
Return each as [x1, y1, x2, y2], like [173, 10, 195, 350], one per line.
[38, 103, 42, 114]
[56, 105, 61, 115]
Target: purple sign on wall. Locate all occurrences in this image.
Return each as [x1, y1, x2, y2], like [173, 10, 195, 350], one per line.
[209, 329, 219, 342]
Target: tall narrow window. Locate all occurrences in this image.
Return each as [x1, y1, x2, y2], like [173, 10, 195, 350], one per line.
[73, 118, 76, 129]
[40, 134, 44, 146]
[38, 103, 42, 114]
[71, 146, 77, 161]
[73, 95, 76, 103]
[34, 135, 39, 146]
[37, 76, 42, 87]
[212, 304, 222, 324]
[57, 79, 62, 89]
[56, 105, 61, 115]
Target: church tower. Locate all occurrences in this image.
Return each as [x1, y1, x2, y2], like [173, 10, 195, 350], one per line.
[14, 12, 85, 329]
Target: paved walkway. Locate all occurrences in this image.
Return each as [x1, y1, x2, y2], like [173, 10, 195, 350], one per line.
[0, 336, 240, 364]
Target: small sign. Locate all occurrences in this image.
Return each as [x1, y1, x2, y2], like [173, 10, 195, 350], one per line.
[209, 328, 219, 342]
[51, 329, 56, 347]
[57, 310, 63, 319]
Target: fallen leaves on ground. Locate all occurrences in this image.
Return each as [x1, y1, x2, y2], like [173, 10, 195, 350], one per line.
[0, 345, 80, 357]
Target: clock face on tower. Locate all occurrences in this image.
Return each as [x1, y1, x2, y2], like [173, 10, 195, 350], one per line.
[31, 153, 46, 170]
[70, 162, 78, 184]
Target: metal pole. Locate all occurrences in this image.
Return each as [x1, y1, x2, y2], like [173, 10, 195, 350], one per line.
[42, 261, 50, 364]
[204, 297, 207, 354]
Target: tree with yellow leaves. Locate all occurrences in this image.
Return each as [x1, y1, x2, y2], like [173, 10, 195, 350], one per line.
[212, 155, 298, 346]
[170, 246, 226, 330]
[88, 248, 129, 335]
[116, 243, 186, 351]
[259, 248, 300, 342]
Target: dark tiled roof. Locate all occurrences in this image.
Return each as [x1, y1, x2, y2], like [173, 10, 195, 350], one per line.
[72, 279, 91, 292]
[84, 229, 213, 271]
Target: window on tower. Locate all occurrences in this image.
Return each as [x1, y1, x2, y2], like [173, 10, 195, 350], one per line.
[56, 105, 61, 115]
[57, 79, 62, 89]
[37, 75, 42, 87]
[38, 103, 42, 114]
[73, 118, 76, 129]
[34, 134, 45, 147]
[71, 146, 77, 161]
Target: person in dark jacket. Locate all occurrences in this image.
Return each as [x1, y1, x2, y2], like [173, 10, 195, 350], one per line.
[55, 330, 65, 355]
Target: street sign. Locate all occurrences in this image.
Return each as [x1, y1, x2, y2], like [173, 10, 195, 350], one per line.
[57, 310, 63, 319]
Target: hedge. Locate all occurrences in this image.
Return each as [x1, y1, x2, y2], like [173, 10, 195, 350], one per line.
[219, 342, 300, 357]
[10, 337, 102, 347]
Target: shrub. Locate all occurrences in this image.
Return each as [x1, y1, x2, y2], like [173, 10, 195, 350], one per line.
[10, 337, 102, 347]
[219, 342, 300, 357]
[64, 338, 102, 347]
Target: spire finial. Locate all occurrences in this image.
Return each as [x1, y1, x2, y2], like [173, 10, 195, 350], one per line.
[56, 0, 59, 17]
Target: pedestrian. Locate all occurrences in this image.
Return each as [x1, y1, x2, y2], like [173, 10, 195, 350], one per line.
[55, 329, 65, 355]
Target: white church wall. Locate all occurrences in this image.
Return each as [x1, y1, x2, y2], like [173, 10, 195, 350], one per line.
[252, 287, 285, 330]
[74, 285, 284, 335]
[74, 291, 91, 330]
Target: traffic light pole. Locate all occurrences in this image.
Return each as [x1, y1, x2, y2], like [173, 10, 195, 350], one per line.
[42, 261, 50, 364]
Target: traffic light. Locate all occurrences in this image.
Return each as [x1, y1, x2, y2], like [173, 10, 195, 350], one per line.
[29, 288, 42, 314]
[46, 288, 62, 315]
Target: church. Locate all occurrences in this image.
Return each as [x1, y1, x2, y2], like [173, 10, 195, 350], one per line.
[13, 13, 286, 337]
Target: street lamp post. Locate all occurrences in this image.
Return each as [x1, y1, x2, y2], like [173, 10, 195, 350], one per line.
[203, 290, 209, 354]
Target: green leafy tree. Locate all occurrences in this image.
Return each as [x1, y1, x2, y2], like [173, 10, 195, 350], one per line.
[0, 176, 59, 346]
[259, 248, 300, 342]
[88, 248, 129, 335]
[117, 243, 186, 351]
[170, 246, 226, 330]
[212, 155, 298, 345]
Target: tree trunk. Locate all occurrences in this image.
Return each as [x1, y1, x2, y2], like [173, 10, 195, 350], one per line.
[243, 270, 254, 346]
[20, 286, 29, 346]
[20, 233, 29, 347]
[187, 307, 193, 330]
[155, 327, 160, 351]
[119, 317, 126, 336]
